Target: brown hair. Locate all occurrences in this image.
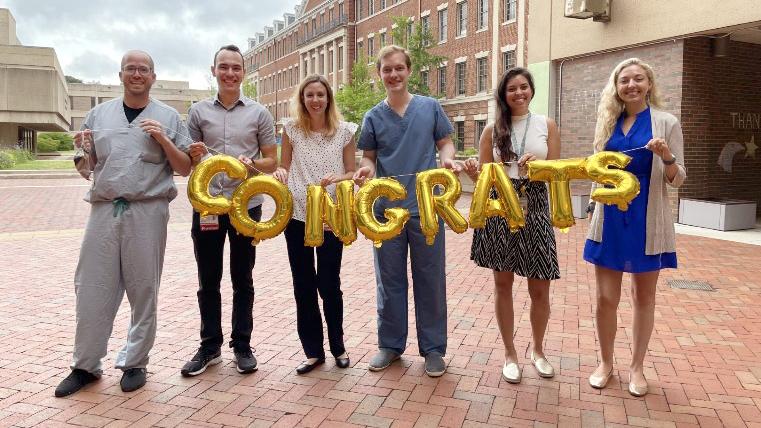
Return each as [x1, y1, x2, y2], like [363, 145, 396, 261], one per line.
[375, 45, 411, 72]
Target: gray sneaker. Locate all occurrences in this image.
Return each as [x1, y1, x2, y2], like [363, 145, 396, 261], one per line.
[368, 349, 400, 371]
[424, 352, 446, 377]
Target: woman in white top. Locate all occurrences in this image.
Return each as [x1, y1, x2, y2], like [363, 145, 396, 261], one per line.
[273, 74, 357, 374]
[463, 68, 561, 384]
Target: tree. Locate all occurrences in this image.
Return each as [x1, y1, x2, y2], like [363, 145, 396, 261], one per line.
[65, 75, 83, 84]
[389, 16, 446, 97]
[334, 54, 385, 133]
[242, 78, 257, 100]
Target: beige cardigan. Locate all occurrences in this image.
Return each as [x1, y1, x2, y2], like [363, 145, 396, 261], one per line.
[587, 108, 687, 255]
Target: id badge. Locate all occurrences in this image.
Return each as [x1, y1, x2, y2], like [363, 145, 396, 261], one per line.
[519, 195, 529, 213]
[200, 215, 220, 231]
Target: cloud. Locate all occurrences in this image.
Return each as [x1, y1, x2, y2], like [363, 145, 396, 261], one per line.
[0, 0, 302, 87]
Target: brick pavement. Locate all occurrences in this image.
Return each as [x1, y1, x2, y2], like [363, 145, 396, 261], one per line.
[1, 178, 760, 427]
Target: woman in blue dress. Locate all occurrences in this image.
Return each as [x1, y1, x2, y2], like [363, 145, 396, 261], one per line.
[583, 58, 686, 397]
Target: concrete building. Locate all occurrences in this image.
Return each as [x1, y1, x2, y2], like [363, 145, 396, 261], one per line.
[528, 1, 761, 215]
[0, 8, 69, 150]
[244, 0, 527, 151]
[68, 81, 209, 131]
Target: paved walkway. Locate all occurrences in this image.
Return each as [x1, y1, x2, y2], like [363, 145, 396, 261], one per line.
[1, 178, 761, 427]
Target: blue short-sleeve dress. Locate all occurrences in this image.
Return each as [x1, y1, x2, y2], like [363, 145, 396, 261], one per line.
[583, 107, 678, 273]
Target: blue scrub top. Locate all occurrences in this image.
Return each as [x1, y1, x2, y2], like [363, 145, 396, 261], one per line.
[358, 95, 454, 216]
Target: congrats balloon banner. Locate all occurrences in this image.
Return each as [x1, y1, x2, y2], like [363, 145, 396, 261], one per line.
[187, 152, 639, 247]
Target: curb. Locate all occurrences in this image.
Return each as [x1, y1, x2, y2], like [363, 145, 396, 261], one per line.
[0, 170, 80, 179]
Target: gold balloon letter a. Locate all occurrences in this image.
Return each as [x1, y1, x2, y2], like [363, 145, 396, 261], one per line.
[469, 163, 525, 232]
[355, 178, 411, 248]
[187, 155, 248, 216]
[229, 175, 294, 246]
[415, 168, 468, 245]
[304, 180, 358, 247]
[528, 158, 588, 228]
[585, 151, 640, 211]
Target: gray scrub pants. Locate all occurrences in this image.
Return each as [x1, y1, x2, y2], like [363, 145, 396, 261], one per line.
[71, 199, 169, 375]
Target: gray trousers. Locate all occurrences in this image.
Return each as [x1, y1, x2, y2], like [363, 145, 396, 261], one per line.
[374, 217, 447, 356]
[71, 199, 169, 375]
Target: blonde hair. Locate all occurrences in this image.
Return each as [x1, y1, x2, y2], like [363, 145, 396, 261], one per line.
[289, 74, 342, 137]
[593, 58, 663, 151]
[375, 45, 411, 72]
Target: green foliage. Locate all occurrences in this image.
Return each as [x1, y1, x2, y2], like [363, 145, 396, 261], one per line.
[11, 149, 34, 162]
[65, 75, 83, 83]
[334, 55, 386, 132]
[458, 147, 478, 157]
[242, 79, 257, 100]
[389, 16, 446, 97]
[37, 132, 74, 152]
[0, 150, 15, 169]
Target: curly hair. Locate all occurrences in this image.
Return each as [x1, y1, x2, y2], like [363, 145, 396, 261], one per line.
[593, 58, 663, 151]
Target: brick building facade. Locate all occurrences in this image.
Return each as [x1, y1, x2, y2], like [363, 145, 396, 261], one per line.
[245, 0, 526, 151]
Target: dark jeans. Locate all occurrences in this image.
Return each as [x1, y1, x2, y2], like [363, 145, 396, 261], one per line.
[191, 205, 262, 352]
[284, 219, 346, 359]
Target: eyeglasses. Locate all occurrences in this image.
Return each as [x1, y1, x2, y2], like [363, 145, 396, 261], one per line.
[122, 66, 152, 75]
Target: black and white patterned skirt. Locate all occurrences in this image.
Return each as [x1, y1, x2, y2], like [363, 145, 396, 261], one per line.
[470, 179, 560, 280]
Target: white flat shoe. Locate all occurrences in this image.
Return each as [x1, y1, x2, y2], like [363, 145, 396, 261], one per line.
[502, 361, 522, 384]
[531, 351, 555, 378]
[589, 367, 613, 389]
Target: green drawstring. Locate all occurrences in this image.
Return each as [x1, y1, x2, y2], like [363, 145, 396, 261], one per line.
[112, 197, 130, 217]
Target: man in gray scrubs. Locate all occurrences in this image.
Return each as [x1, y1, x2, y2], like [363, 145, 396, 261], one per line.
[55, 50, 192, 397]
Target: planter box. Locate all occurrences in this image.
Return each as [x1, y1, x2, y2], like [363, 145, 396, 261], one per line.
[678, 198, 757, 231]
[572, 194, 590, 219]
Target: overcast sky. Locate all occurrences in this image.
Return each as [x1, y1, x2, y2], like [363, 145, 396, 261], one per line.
[0, 0, 302, 89]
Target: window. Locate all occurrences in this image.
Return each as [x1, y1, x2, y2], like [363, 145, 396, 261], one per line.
[421, 15, 430, 46]
[438, 9, 447, 43]
[475, 120, 487, 144]
[380, 32, 386, 47]
[456, 62, 466, 95]
[312, 18, 317, 33]
[368, 0, 374, 15]
[477, 57, 488, 92]
[329, 51, 333, 73]
[357, 41, 363, 59]
[339, 3, 345, 19]
[406, 20, 413, 42]
[356, 1, 362, 19]
[380, 0, 386, 8]
[504, 0, 516, 21]
[339, 46, 344, 69]
[457, 2, 467, 37]
[368, 37, 374, 57]
[421, 70, 429, 89]
[455, 122, 465, 151]
[503, 50, 516, 72]
[477, 0, 488, 30]
[438, 66, 447, 96]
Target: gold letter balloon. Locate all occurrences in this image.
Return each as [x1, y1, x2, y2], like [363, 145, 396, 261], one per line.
[304, 180, 358, 247]
[354, 178, 411, 247]
[528, 158, 588, 228]
[584, 151, 640, 210]
[187, 155, 248, 216]
[229, 175, 293, 246]
[469, 163, 525, 232]
[415, 168, 468, 245]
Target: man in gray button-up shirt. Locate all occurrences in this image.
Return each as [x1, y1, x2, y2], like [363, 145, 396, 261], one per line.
[182, 45, 277, 377]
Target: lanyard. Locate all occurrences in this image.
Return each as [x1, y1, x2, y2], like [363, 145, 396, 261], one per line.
[509, 112, 532, 158]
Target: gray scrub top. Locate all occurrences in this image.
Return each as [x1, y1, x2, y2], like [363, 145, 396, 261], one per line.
[187, 95, 276, 209]
[358, 95, 454, 216]
[82, 97, 190, 203]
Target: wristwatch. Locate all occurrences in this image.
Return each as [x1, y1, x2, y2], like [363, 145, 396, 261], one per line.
[662, 155, 677, 165]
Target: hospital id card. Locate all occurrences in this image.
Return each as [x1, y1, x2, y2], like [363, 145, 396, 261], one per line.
[200, 215, 220, 231]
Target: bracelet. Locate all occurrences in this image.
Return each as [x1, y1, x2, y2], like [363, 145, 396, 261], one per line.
[662, 155, 676, 165]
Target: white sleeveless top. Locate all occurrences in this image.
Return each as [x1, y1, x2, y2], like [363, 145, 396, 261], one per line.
[492, 113, 549, 179]
[284, 119, 358, 222]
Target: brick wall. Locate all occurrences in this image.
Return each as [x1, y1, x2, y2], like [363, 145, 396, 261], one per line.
[681, 38, 761, 214]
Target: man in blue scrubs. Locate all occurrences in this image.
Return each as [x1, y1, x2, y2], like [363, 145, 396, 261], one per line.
[354, 45, 459, 377]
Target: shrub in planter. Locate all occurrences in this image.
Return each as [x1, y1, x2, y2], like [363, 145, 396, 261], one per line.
[0, 150, 16, 169]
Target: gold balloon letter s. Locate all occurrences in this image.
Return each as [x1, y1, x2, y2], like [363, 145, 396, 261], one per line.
[585, 151, 640, 211]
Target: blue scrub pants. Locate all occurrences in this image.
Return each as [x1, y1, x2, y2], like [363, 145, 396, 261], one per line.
[374, 216, 447, 356]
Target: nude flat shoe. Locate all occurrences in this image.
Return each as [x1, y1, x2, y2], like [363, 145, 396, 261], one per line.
[531, 351, 555, 378]
[502, 361, 522, 384]
[589, 367, 614, 389]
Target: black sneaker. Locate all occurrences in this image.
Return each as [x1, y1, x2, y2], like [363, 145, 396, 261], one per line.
[233, 347, 258, 374]
[120, 368, 147, 392]
[54, 369, 98, 397]
[181, 348, 222, 377]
